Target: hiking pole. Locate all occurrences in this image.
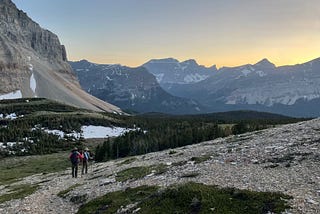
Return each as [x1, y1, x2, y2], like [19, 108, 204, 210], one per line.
[90, 160, 93, 173]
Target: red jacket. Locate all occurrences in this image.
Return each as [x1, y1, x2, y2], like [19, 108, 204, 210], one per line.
[69, 151, 82, 164]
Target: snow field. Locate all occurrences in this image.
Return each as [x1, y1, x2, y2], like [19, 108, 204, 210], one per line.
[44, 125, 137, 139]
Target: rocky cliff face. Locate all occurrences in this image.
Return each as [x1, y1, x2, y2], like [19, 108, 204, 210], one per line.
[0, 0, 122, 113]
[0, 0, 67, 63]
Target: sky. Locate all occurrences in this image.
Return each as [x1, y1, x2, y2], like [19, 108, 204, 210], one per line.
[13, 0, 320, 68]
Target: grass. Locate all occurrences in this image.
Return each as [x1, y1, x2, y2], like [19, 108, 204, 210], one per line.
[172, 160, 188, 167]
[0, 184, 38, 203]
[116, 157, 137, 166]
[0, 152, 70, 185]
[57, 183, 83, 198]
[77, 182, 292, 214]
[168, 150, 177, 155]
[180, 172, 200, 178]
[77, 185, 159, 214]
[115, 164, 168, 182]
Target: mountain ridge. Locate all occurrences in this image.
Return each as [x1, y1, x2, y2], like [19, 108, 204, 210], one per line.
[70, 60, 204, 114]
[143, 56, 320, 117]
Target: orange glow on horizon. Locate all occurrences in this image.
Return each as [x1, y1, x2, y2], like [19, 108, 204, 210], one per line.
[69, 53, 320, 69]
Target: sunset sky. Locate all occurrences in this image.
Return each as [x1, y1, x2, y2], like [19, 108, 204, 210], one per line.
[13, 0, 320, 68]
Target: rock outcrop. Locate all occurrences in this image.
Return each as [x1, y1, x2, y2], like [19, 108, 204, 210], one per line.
[0, 0, 122, 113]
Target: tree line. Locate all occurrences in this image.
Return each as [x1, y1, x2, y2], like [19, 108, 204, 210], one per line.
[94, 117, 278, 162]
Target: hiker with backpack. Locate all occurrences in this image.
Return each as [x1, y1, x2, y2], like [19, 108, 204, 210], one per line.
[82, 147, 91, 175]
[69, 147, 82, 178]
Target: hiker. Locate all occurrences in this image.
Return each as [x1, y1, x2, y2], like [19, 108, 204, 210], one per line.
[82, 147, 91, 175]
[69, 147, 81, 178]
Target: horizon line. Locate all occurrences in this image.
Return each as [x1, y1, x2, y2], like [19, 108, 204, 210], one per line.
[68, 55, 320, 69]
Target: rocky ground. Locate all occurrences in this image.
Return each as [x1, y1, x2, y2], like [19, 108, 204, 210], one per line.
[1, 119, 320, 214]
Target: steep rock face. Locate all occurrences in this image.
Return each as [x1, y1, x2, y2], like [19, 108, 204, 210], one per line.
[0, 0, 67, 63]
[71, 60, 203, 114]
[0, 0, 122, 113]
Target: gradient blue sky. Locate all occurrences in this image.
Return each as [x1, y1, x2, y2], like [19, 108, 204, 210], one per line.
[13, 0, 320, 67]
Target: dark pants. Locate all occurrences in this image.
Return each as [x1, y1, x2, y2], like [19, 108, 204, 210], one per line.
[72, 164, 78, 178]
[82, 160, 88, 174]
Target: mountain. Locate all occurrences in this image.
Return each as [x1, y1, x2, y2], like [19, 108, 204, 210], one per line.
[144, 57, 320, 117]
[0, 0, 121, 113]
[70, 60, 203, 114]
[143, 58, 217, 85]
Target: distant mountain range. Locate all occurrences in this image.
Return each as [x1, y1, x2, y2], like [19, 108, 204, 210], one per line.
[73, 57, 320, 117]
[0, 0, 121, 113]
[143, 58, 217, 85]
[70, 60, 203, 114]
[143, 57, 320, 117]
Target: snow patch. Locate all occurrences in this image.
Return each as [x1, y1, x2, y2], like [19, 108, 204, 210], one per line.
[241, 69, 251, 77]
[44, 129, 66, 139]
[256, 70, 267, 77]
[154, 73, 164, 82]
[105, 76, 112, 81]
[0, 113, 19, 120]
[43, 126, 137, 139]
[130, 93, 136, 100]
[28, 63, 33, 71]
[30, 73, 37, 95]
[81, 126, 134, 138]
[5, 113, 18, 120]
[184, 74, 209, 83]
[0, 90, 22, 100]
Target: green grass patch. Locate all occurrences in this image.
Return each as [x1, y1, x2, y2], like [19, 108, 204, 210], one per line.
[0, 152, 70, 185]
[0, 184, 38, 203]
[57, 183, 83, 198]
[190, 155, 212, 164]
[77, 185, 159, 214]
[168, 150, 177, 155]
[180, 172, 200, 178]
[172, 160, 188, 167]
[115, 164, 168, 182]
[116, 157, 137, 166]
[77, 182, 292, 214]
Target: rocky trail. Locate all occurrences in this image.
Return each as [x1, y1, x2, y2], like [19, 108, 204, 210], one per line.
[1, 119, 320, 213]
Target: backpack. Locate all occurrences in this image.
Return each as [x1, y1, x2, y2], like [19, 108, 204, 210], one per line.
[83, 151, 89, 162]
[70, 151, 79, 164]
